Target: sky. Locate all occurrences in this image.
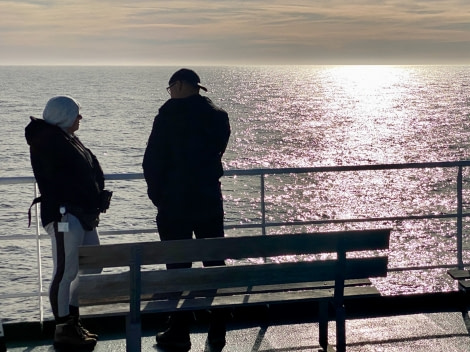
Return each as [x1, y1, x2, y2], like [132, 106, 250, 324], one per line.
[1, 0, 469, 66]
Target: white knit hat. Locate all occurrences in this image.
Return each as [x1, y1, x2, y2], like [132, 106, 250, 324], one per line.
[43, 96, 81, 129]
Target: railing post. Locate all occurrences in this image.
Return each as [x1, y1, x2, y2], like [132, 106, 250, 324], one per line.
[260, 173, 266, 236]
[457, 166, 464, 269]
[34, 182, 44, 326]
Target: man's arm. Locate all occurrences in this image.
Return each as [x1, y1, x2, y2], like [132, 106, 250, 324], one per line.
[143, 116, 167, 207]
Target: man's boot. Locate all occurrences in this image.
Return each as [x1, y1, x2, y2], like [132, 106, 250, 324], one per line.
[208, 309, 230, 349]
[156, 312, 191, 351]
[53, 317, 97, 350]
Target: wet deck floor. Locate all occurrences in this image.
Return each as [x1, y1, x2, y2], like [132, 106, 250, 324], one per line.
[5, 311, 470, 352]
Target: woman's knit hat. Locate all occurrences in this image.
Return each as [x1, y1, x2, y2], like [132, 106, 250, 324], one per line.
[43, 96, 81, 129]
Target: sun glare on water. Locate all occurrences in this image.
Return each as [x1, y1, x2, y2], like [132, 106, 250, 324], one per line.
[314, 65, 414, 165]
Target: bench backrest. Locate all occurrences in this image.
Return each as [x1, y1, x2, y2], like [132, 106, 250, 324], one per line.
[80, 229, 390, 268]
[79, 229, 390, 304]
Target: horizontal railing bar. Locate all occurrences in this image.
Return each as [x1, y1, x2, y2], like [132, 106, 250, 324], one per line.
[99, 229, 156, 236]
[3, 212, 470, 241]
[0, 292, 48, 299]
[255, 213, 470, 228]
[0, 176, 36, 185]
[104, 173, 144, 181]
[3, 211, 470, 241]
[0, 235, 39, 240]
[223, 160, 470, 176]
[5, 159, 470, 185]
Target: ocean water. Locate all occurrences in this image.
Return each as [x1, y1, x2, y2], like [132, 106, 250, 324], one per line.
[1, 65, 470, 322]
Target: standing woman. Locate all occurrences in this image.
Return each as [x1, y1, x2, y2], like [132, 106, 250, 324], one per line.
[25, 96, 112, 350]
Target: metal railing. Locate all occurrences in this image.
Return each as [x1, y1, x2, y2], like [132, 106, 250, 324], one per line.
[1, 160, 470, 324]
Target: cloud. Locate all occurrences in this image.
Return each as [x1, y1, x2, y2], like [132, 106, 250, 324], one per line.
[0, 0, 469, 64]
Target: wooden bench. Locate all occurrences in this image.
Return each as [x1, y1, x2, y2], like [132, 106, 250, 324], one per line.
[78, 229, 390, 352]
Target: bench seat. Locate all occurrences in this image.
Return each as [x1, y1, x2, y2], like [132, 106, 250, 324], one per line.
[80, 280, 379, 316]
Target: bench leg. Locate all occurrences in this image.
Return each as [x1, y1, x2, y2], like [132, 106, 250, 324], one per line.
[126, 315, 141, 352]
[335, 304, 346, 352]
[460, 297, 470, 335]
[319, 301, 328, 351]
[456, 286, 470, 335]
[126, 245, 142, 352]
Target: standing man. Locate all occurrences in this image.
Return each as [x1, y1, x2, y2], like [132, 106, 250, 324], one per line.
[25, 96, 112, 350]
[143, 68, 231, 351]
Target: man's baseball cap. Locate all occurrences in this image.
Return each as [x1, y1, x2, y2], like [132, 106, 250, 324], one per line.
[168, 68, 208, 92]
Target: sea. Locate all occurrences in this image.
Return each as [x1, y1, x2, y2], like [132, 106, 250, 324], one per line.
[1, 65, 470, 323]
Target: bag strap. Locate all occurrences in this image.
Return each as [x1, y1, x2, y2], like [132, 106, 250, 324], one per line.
[28, 196, 42, 228]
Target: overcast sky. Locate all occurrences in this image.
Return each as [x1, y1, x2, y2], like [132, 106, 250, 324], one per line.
[1, 0, 469, 65]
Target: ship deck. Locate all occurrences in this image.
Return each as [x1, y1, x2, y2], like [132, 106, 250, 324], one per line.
[4, 292, 470, 351]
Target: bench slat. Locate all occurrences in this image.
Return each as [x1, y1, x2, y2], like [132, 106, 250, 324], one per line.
[80, 279, 372, 306]
[142, 285, 381, 312]
[79, 229, 390, 269]
[80, 285, 381, 317]
[447, 269, 470, 280]
[79, 257, 387, 304]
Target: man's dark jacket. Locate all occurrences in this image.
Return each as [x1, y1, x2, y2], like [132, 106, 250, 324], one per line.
[25, 116, 105, 228]
[142, 94, 231, 219]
